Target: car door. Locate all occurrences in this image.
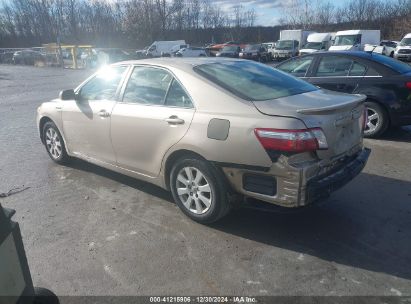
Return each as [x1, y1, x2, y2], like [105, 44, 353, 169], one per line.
[309, 55, 366, 93]
[110, 65, 195, 177]
[61, 65, 129, 164]
[275, 55, 315, 80]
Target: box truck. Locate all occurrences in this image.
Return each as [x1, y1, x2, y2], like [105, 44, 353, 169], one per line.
[299, 33, 335, 55]
[273, 30, 316, 59]
[329, 30, 380, 51]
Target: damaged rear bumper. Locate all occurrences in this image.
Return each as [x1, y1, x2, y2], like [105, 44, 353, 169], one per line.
[221, 147, 371, 208]
[306, 148, 371, 204]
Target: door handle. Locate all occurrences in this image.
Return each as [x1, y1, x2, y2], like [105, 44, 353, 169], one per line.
[98, 110, 110, 118]
[165, 116, 185, 125]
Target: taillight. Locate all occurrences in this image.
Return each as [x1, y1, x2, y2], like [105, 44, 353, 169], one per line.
[406, 82, 411, 90]
[360, 107, 368, 132]
[254, 128, 328, 153]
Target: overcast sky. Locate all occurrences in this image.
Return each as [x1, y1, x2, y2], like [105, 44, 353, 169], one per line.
[213, 0, 294, 26]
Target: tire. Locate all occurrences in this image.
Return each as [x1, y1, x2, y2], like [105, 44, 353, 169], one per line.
[170, 157, 231, 224]
[390, 51, 394, 58]
[42, 121, 70, 164]
[33, 287, 60, 304]
[364, 101, 389, 138]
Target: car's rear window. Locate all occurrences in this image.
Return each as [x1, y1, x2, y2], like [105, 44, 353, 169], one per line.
[370, 53, 411, 74]
[194, 61, 318, 101]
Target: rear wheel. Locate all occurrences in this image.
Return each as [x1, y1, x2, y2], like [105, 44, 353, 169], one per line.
[42, 121, 70, 164]
[170, 158, 230, 224]
[364, 101, 389, 138]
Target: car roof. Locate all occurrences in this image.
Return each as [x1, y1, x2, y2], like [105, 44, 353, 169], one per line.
[113, 57, 242, 72]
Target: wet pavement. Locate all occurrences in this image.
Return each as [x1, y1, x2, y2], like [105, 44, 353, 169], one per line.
[0, 64, 411, 296]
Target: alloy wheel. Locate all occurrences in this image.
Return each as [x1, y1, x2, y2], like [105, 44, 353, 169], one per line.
[176, 167, 212, 215]
[45, 127, 62, 159]
[365, 107, 380, 134]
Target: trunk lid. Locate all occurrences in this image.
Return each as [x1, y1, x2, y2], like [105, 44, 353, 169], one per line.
[253, 89, 366, 160]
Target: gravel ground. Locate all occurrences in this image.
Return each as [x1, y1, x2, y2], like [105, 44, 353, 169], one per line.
[1, 64, 411, 297]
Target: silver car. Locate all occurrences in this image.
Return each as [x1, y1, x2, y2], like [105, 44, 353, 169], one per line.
[37, 58, 370, 223]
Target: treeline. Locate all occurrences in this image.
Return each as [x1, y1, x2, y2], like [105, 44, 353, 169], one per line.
[0, 0, 258, 48]
[280, 0, 411, 40]
[0, 0, 411, 49]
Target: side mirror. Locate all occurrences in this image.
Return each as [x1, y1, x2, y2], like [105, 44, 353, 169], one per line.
[59, 89, 76, 100]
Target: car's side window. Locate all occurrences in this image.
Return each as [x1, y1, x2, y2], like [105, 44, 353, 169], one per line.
[79, 66, 128, 100]
[165, 80, 193, 108]
[349, 61, 367, 76]
[316, 56, 353, 77]
[123, 66, 173, 105]
[277, 56, 314, 77]
[366, 67, 380, 76]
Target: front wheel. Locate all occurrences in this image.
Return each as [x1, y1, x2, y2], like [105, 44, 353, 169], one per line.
[170, 158, 230, 224]
[364, 101, 389, 138]
[42, 121, 70, 164]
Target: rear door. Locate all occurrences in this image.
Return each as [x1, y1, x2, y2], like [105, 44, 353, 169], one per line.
[110, 66, 195, 177]
[308, 54, 367, 93]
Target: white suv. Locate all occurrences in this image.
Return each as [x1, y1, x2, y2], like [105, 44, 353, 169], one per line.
[394, 33, 411, 62]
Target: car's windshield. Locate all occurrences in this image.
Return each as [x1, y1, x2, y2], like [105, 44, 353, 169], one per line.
[244, 44, 259, 51]
[194, 61, 317, 101]
[399, 38, 411, 46]
[302, 42, 322, 50]
[334, 34, 361, 46]
[371, 53, 411, 74]
[222, 46, 238, 52]
[276, 40, 294, 50]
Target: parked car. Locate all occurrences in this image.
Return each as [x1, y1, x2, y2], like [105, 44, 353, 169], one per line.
[175, 47, 207, 57]
[239, 44, 269, 62]
[37, 58, 370, 223]
[207, 41, 247, 56]
[215, 45, 241, 58]
[275, 51, 411, 137]
[0, 51, 15, 64]
[12, 50, 45, 65]
[262, 42, 277, 60]
[394, 33, 411, 62]
[364, 40, 399, 57]
[380, 40, 399, 57]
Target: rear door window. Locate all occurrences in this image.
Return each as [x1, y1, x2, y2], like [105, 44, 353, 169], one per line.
[276, 56, 314, 77]
[165, 80, 193, 108]
[349, 62, 367, 76]
[123, 66, 173, 105]
[315, 56, 353, 77]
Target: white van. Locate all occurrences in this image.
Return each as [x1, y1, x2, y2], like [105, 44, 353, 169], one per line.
[329, 30, 380, 51]
[146, 40, 186, 57]
[299, 33, 334, 55]
[394, 33, 411, 62]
